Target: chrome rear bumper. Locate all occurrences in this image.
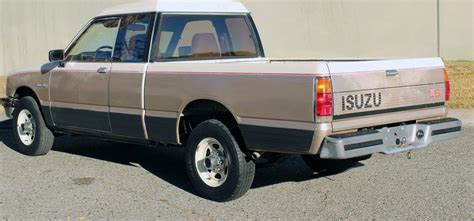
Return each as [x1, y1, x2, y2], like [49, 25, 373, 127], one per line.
[320, 118, 462, 159]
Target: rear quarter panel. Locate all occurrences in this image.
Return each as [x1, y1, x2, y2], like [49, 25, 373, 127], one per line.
[145, 62, 328, 122]
[144, 61, 329, 151]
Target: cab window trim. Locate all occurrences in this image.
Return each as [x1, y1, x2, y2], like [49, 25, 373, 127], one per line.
[63, 13, 157, 64]
[63, 19, 94, 57]
[111, 13, 157, 63]
[247, 14, 265, 58]
[63, 17, 121, 63]
[151, 13, 264, 63]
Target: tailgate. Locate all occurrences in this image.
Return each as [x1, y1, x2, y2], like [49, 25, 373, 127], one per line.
[329, 58, 448, 132]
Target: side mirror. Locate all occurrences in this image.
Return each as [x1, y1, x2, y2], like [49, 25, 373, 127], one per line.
[49, 49, 64, 62]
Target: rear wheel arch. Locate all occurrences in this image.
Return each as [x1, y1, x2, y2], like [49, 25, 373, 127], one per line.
[184, 119, 255, 201]
[178, 99, 246, 149]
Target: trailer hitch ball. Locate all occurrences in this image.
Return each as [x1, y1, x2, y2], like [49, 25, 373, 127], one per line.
[401, 137, 407, 146]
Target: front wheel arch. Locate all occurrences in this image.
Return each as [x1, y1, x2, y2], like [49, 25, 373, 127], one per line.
[14, 86, 41, 105]
[13, 86, 52, 127]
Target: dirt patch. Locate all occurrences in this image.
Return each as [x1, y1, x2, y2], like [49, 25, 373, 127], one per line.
[72, 177, 96, 186]
[446, 61, 474, 109]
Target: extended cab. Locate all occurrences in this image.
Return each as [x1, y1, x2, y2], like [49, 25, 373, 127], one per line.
[2, 0, 462, 201]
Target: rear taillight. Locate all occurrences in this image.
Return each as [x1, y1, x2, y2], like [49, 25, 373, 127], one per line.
[444, 69, 450, 101]
[316, 78, 333, 116]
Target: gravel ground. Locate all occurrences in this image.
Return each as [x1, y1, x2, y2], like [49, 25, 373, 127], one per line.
[0, 115, 473, 220]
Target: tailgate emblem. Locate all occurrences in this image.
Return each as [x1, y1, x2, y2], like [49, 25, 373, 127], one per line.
[386, 70, 399, 77]
[429, 88, 441, 98]
[342, 92, 382, 111]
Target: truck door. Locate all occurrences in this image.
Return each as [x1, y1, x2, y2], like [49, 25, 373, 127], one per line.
[50, 18, 120, 132]
[109, 13, 155, 139]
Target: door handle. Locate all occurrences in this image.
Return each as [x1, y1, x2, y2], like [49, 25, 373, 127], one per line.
[97, 67, 108, 74]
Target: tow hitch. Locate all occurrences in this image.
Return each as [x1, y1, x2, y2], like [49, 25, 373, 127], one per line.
[407, 151, 412, 159]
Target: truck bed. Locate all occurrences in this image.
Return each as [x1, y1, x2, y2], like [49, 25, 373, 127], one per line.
[272, 57, 448, 131]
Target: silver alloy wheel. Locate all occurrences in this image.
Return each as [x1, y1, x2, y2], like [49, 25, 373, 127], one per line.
[17, 109, 36, 146]
[195, 138, 229, 187]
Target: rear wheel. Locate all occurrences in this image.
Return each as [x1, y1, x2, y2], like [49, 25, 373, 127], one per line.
[185, 119, 255, 202]
[12, 96, 54, 156]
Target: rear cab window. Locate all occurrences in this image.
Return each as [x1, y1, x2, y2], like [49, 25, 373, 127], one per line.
[152, 14, 261, 61]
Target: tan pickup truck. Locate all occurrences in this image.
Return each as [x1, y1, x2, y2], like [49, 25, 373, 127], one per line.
[2, 0, 462, 201]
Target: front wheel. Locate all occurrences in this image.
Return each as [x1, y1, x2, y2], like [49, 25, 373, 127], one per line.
[185, 119, 255, 202]
[12, 96, 55, 156]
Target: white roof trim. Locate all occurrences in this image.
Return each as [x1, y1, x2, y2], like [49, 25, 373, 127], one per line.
[327, 58, 445, 74]
[96, 0, 249, 17]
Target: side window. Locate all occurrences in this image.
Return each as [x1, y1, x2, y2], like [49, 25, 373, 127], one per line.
[153, 15, 258, 61]
[225, 18, 257, 57]
[113, 14, 154, 62]
[65, 19, 119, 62]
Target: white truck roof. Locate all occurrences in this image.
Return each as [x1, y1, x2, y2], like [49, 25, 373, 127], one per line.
[96, 0, 249, 17]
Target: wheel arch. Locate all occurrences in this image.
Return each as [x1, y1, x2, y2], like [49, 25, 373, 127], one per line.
[13, 86, 53, 127]
[177, 99, 246, 149]
[14, 86, 42, 105]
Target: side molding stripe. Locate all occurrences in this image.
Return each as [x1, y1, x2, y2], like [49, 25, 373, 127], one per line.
[41, 106, 54, 127]
[145, 116, 178, 144]
[239, 124, 314, 153]
[51, 107, 110, 131]
[109, 112, 145, 138]
[47, 106, 145, 138]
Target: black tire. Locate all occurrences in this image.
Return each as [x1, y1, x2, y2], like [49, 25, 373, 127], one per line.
[12, 96, 54, 156]
[302, 154, 372, 175]
[185, 119, 255, 202]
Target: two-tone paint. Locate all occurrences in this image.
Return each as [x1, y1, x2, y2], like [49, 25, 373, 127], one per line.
[3, 0, 456, 156]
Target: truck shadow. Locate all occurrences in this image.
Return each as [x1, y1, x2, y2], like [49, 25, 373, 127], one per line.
[0, 118, 363, 195]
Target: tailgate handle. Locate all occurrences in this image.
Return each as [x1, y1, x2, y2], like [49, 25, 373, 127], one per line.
[386, 70, 399, 77]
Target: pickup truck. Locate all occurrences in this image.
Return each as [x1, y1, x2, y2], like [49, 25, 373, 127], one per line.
[2, 0, 462, 202]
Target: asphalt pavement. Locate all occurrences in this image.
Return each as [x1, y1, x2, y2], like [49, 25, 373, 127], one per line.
[0, 112, 473, 220]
